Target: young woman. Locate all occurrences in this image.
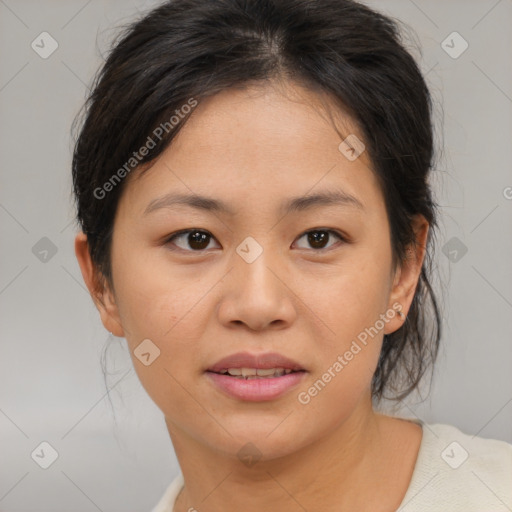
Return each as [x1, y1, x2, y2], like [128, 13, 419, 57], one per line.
[72, 0, 512, 510]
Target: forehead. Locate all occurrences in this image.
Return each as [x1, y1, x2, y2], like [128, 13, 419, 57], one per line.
[119, 80, 381, 217]
[169, 80, 364, 155]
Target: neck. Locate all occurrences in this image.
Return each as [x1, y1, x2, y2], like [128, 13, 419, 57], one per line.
[167, 392, 396, 512]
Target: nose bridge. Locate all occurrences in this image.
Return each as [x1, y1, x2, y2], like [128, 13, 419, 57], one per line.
[216, 232, 296, 330]
[233, 233, 281, 292]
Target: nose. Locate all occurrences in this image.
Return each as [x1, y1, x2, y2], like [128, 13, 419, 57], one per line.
[216, 243, 297, 332]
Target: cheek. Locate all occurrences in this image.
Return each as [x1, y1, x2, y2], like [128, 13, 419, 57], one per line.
[294, 351, 379, 443]
[295, 271, 386, 422]
[307, 252, 392, 341]
[295, 252, 390, 401]
[115, 273, 211, 420]
[113, 245, 208, 337]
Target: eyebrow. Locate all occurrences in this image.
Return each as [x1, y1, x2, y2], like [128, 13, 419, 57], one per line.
[143, 189, 364, 217]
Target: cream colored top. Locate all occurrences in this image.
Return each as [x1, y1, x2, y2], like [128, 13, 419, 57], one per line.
[151, 417, 512, 511]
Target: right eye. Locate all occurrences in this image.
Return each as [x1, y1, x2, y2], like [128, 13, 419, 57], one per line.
[164, 229, 221, 252]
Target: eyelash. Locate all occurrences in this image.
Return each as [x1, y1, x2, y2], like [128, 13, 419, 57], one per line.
[163, 228, 348, 253]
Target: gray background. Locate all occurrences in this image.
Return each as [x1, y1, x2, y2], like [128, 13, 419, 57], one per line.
[1, 0, 511, 510]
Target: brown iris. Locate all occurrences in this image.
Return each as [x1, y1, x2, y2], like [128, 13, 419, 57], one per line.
[307, 231, 330, 249]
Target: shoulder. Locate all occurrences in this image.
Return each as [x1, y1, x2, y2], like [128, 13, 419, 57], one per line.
[427, 422, 512, 470]
[151, 472, 184, 512]
[397, 419, 512, 512]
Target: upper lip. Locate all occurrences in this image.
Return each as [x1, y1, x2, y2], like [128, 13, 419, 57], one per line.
[206, 351, 306, 373]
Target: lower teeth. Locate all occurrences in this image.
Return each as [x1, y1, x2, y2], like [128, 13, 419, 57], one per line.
[229, 374, 287, 379]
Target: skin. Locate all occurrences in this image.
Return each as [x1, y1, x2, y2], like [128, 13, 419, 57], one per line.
[75, 79, 428, 512]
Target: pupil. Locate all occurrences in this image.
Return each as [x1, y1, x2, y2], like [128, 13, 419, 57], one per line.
[189, 231, 209, 250]
[308, 231, 328, 249]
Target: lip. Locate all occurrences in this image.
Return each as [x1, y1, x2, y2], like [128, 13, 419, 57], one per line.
[205, 370, 306, 402]
[205, 351, 307, 402]
[206, 351, 305, 373]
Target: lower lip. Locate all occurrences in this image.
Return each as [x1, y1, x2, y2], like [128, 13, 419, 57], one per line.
[205, 371, 306, 401]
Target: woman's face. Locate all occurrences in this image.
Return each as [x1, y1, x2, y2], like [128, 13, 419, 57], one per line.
[77, 80, 426, 461]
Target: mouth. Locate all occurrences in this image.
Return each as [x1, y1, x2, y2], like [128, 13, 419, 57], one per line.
[208, 367, 305, 379]
[206, 350, 306, 374]
[205, 351, 307, 401]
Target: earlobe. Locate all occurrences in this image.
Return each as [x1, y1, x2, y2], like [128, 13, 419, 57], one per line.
[74, 231, 125, 338]
[384, 215, 429, 334]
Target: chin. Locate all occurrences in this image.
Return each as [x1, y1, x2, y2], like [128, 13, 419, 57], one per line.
[199, 420, 313, 463]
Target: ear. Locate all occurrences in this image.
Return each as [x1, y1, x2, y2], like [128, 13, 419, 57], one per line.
[384, 214, 429, 334]
[74, 231, 125, 338]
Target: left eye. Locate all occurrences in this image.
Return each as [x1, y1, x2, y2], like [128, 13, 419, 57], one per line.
[293, 229, 345, 250]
